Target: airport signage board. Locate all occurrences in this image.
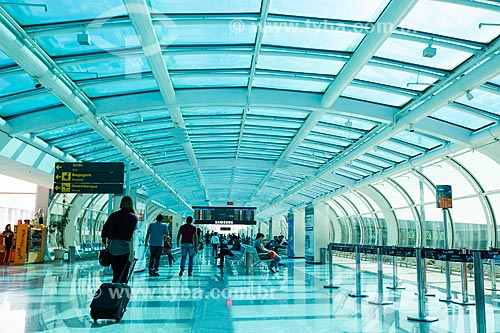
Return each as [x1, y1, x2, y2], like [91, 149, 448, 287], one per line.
[53, 162, 124, 194]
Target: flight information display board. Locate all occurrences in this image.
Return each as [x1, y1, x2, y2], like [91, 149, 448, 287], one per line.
[193, 206, 256, 225]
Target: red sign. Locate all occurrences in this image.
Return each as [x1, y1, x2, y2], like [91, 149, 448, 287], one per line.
[227, 201, 234, 205]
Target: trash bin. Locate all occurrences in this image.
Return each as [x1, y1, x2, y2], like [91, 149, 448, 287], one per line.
[246, 250, 254, 274]
[68, 245, 76, 262]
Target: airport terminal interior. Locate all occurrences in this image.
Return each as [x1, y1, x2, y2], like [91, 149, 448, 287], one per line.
[0, 0, 499, 332]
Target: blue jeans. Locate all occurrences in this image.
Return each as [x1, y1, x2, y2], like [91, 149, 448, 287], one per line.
[180, 243, 195, 273]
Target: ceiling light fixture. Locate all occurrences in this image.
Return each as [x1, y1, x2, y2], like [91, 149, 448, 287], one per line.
[408, 124, 415, 133]
[77, 26, 91, 46]
[345, 119, 352, 127]
[466, 90, 474, 101]
[422, 39, 436, 58]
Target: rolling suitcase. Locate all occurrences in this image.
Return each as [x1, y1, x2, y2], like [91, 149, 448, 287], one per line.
[90, 259, 137, 323]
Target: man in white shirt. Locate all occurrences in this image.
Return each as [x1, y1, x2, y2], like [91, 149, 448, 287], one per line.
[210, 233, 220, 257]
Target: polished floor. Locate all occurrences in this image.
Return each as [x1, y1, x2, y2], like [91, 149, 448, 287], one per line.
[0, 249, 499, 333]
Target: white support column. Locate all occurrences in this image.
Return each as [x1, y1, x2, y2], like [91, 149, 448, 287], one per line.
[290, 207, 305, 258]
[35, 185, 50, 225]
[271, 215, 281, 237]
[172, 215, 183, 246]
[310, 202, 330, 264]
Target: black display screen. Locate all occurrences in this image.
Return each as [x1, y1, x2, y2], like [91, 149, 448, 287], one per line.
[193, 206, 256, 225]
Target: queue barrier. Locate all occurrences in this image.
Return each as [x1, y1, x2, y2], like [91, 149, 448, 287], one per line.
[327, 243, 500, 333]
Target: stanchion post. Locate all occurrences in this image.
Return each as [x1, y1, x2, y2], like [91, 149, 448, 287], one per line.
[474, 251, 486, 333]
[408, 248, 438, 322]
[451, 248, 475, 306]
[439, 208, 453, 303]
[487, 259, 498, 291]
[387, 254, 405, 290]
[349, 245, 367, 298]
[324, 243, 339, 289]
[369, 247, 393, 305]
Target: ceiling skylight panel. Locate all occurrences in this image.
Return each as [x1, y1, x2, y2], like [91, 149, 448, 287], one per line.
[1, 95, 61, 117]
[0, 72, 38, 96]
[35, 26, 140, 57]
[313, 124, 363, 140]
[342, 86, 412, 107]
[60, 58, 151, 80]
[351, 160, 383, 173]
[320, 114, 378, 131]
[257, 54, 346, 75]
[392, 131, 443, 150]
[307, 133, 352, 147]
[262, 24, 363, 52]
[334, 169, 361, 181]
[149, 0, 261, 13]
[455, 89, 500, 117]
[172, 75, 248, 88]
[375, 38, 473, 70]
[430, 107, 494, 130]
[3, 0, 127, 25]
[182, 107, 244, 116]
[245, 118, 302, 129]
[249, 107, 310, 119]
[269, 0, 388, 22]
[368, 148, 406, 163]
[379, 140, 423, 157]
[0, 50, 14, 68]
[154, 22, 257, 45]
[338, 165, 370, 178]
[400, 0, 500, 43]
[82, 79, 158, 97]
[355, 64, 439, 91]
[253, 76, 330, 93]
[166, 53, 252, 70]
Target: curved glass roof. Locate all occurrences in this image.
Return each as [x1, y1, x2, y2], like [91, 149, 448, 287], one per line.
[0, 0, 499, 219]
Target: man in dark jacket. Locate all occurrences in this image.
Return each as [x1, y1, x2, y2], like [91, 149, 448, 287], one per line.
[176, 216, 198, 277]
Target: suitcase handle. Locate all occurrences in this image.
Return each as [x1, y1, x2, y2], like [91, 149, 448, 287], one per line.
[117, 258, 138, 284]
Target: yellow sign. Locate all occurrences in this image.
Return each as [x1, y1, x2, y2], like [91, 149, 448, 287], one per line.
[14, 224, 29, 264]
[62, 183, 71, 192]
[62, 172, 71, 181]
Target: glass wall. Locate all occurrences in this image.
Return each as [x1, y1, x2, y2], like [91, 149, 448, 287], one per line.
[325, 149, 500, 250]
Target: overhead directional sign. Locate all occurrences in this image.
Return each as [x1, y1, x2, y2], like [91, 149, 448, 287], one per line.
[53, 183, 124, 194]
[55, 162, 124, 173]
[53, 162, 124, 194]
[54, 172, 124, 183]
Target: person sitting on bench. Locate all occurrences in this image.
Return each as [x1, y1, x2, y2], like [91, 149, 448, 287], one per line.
[254, 233, 280, 273]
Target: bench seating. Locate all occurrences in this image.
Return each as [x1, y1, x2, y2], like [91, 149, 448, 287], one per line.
[242, 244, 273, 270]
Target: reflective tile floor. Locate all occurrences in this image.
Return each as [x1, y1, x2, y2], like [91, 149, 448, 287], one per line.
[1, 249, 500, 332]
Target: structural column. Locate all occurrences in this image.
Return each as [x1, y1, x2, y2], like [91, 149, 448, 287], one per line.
[305, 202, 330, 263]
[289, 208, 305, 258]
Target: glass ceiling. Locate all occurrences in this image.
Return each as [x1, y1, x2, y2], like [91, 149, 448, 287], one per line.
[0, 0, 499, 219]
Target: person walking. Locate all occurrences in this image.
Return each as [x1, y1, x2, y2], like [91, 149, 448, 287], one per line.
[163, 235, 176, 267]
[145, 214, 168, 276]
[101, 196, 137, 283]
[2, 224, 14, 264]
[210, 232, 220, 257]
[176, 216, 198, 277]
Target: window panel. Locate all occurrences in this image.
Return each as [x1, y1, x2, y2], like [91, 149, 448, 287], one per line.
[356, 65, 438, 91]
[253, 76, 329, 92]
[391, 173, 435, 205]
[343, 86, 413, 107]
[455, 89, 500, 117]
[400, 1, 500, 43]
[263, 26, 363, 52]
[430, 107, 494, 130]
[454, 151, 500, 192]
[422, 160, 476, 198]
[372, 182, 409, 209]
[376, 38, 473, 70]
[269, 0, 389, 22]
[257, 54, 346, 75]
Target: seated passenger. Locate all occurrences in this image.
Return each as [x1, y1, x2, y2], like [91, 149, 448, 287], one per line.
[254, 232, 280, 273]
[216, 235, 242, 267]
